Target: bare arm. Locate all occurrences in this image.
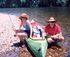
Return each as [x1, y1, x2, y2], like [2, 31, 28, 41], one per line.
[46, 32, 62, 38]
[27, 20, 32, 38]
[19, 20, 23, 29]
[50, 32, 63, 38]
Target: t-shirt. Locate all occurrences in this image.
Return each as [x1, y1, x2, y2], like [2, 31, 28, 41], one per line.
[45, 23, 61, 35]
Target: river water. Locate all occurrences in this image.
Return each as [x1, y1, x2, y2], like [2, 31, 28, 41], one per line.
[0, 7, 70, 57]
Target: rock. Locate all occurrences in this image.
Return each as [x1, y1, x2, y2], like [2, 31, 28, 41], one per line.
[46, 46, 65, 57]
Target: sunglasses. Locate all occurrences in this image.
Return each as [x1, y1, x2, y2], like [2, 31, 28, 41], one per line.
[48, 21, 56, 23]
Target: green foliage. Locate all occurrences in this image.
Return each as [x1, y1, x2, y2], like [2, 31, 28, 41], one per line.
[10, 3, 18, 8]
[20, 0, 26, 3]
[0, 0, 70, 8]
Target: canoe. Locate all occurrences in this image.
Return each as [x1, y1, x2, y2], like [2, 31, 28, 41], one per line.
[26, 38, 48, 57]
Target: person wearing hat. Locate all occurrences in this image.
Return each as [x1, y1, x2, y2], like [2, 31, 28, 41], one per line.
[14, 13, 32, 47]
[45, 17, 64, 48]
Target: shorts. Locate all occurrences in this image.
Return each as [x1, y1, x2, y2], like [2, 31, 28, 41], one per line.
[17, 29, 30, 38]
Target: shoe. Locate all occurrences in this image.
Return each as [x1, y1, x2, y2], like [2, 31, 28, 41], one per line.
[12, 42, 22, 47]
[19, 41, 26, 48]
[21, 45, 26, 48]
[52, 42, 61, 48]
[47, 42, 53, 48]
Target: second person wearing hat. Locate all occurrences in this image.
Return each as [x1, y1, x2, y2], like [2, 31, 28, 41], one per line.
[45, 17, 64, 48]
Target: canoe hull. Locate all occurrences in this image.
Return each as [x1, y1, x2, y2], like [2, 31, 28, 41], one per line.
[26, 38, 48, 57]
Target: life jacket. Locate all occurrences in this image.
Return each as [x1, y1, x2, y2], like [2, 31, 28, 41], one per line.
[31, 21, 42, 38]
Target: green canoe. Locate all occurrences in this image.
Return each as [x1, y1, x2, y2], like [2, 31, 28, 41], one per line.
[26, 38, 48, 57]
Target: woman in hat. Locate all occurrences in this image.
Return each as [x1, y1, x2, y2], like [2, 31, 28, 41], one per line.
[14, 13, 32, 47]
[45, 17, 64, 48]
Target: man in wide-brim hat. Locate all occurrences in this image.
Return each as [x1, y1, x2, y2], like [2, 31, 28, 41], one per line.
[47, 17, 56, 22]
[45, 17, 64, 48]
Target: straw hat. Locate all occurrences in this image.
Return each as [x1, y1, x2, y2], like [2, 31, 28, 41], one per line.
[19, 13, 29, 20]
[47, 17, 56, 22]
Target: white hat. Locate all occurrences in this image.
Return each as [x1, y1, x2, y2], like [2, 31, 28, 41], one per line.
[47, 17, 56, 22]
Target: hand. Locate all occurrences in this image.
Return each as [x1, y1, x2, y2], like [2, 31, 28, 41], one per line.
[47, 34, 51, 38]
[12, 28, 19, 33]
[50, 35, 58, 39]
[12, 28, 16, 31]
